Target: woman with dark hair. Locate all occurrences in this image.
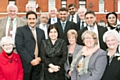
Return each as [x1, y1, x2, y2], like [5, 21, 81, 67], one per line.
[40, 24, 68, 80]
[106, 12, 120, 32]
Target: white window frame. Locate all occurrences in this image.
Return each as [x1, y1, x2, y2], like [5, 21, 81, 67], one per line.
[99, 0, 104, 12]
[61, 0, 66, 7]
[79, 0, 86, 8]
[118, 0, 120, 12]
[48, 0, 56, 11]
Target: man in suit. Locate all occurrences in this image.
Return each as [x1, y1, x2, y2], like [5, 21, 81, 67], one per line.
[0, 4, 26, 40]
[15, 11, 45, 80]
[77, 10, 107, 51]
[76, 8, 87, 31]
[48, 7, 60, 24]
[54, 7, 77, 44]
[39, 13, 49, 39]
[67, 4, 79, 24]
[21, 3, 40, 25]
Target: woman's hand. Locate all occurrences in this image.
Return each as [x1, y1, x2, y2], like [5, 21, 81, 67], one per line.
[68, 71, 71, 76]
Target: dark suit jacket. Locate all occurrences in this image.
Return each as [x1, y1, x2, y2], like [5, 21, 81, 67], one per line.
[101, 56, 120, 80]
[77, 25, 107, 51]
[54, 21, 77, 44]
[76, 20, 87, 31]
[15, 25, 45, 73]
[67, 14, 80, 24]
[47, 18, 60, 24]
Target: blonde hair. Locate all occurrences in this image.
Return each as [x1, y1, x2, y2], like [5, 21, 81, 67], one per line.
[81, 30, 98, 44]
[67, 29, 78, 41]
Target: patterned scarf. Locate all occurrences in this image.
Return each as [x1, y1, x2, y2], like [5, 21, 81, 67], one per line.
[42, 39, 64, 57]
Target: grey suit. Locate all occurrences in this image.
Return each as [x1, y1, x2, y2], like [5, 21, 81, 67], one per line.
[71, 49, 107, 80]
[0, 16, 27, 40]
[64, 44, 82, 78]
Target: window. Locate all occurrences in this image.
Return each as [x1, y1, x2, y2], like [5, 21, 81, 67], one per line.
[118, 0, 120, 12]
[99, 0, 104, 12]
[8, 0, 16, 5]
[79, 0, 86, 8]
[49, 0, 56, 11]
[61, 0, 67, 7]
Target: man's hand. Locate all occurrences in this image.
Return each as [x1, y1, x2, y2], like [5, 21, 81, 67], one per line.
[30, 59, 40, 66]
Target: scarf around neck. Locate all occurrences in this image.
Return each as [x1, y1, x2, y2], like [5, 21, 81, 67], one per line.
[42, 39, 64, 57]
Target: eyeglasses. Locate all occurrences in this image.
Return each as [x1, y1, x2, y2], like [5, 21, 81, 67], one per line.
[84, 37, 94, 40]
[3, 43, 13, 47]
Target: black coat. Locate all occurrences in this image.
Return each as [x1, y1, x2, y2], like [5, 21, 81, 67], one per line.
[40, 39, 68, 80]
[101, 56, 120, 80]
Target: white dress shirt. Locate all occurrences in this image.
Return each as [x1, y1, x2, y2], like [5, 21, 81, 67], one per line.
[6, 17, 17, 40]
[69, 13, 78, 23]
[39, 24, 48, 39]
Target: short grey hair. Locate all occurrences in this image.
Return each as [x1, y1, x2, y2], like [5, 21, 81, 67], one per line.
[0, 36, 14, 47]
[103, 30, 120, 43]
[7, 4, 18, 12]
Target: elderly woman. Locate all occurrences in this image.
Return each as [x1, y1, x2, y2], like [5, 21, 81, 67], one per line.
[70, 30, 107, 80]
[0, 36, 23, 80]
[65, 29, 82, 80]
[40, 25, 67, 80]
[106, 12, 120, 32]
[101, 30, 120, 80]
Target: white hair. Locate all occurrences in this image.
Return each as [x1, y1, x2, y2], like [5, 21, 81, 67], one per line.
[49, 7, 57, 13]
[77, 7, 87, 13]
[26, 3, 35, 11]
[103, 30, 120, 43]
[0, 36, 14, 47]
[7, 4, 18, 12]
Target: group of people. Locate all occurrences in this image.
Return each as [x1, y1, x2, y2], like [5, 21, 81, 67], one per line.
[0, 3, 120, 80]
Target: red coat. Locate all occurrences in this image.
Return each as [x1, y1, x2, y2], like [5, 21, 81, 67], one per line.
[0, 50, 23, 80]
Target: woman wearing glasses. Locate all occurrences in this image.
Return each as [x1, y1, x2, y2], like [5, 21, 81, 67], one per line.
[0, 36, 23, 80]
[70, 30, 107, 80]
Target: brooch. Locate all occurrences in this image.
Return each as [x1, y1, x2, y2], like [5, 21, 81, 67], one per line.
[117, 57, 120, 61]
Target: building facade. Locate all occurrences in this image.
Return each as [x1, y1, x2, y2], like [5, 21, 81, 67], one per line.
[0, 0, 120, 22]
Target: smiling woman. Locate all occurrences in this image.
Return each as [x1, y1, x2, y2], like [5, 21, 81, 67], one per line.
[0, 36, 23, 80]
[40, 24, 68, 80]
[102, 30, 120, 80]
[70, 30, 107, 80]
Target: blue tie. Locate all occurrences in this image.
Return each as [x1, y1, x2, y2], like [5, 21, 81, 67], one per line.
[53, 18, 55, 22]
[90, 27, 94, 31]
[62, 23, 65, 32]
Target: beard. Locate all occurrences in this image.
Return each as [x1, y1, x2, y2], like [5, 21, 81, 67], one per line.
[87, 22, 96, 27]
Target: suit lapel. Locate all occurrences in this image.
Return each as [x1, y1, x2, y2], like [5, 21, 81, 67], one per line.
[25, 25, 35, 40]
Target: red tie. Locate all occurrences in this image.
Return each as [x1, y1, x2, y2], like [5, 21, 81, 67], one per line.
[8, 19, 13, 37]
